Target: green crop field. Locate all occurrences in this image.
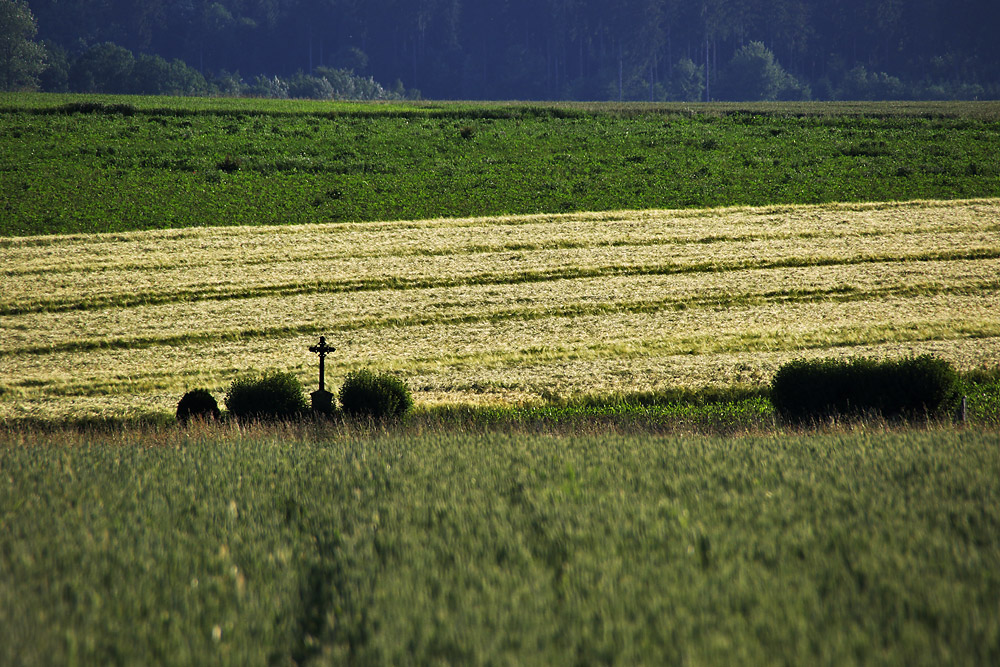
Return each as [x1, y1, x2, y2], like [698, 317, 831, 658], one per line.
[2, 95, 1000, 664]
[3, 94, 1000, 237]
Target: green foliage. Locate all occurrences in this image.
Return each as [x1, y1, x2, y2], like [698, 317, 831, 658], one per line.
[771, 355, 959, 422]
[286, 72, 335, 100]
[338, 369, 413, 420]
[2, 97, 1000, 237]
[0, 0, 46, 91]
[2, 427, 999, 664]
[840, 66, 906, 101]
[331, 46, 369, 73]
[718, 42, 806, 101]
[249, 74, 288, 98]
[68, 42, 135, 94]
[175, 388, 221, 424]
[249, 68, 405, 101]
[131, 53, 209, 96]
[314, 66, 404, 101]
[67, 42, 208, 95]
[37, 39, 68, 92]
[224, 370, 308, 422]
[669, 57, 705, 102]
[957, 367, 1000, 424]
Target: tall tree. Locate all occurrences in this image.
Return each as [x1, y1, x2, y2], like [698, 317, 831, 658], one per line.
[0, 0, 45, 90]
[717, 40, 796, 100]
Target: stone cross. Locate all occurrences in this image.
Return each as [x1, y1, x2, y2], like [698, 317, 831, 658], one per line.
[308, 336, 336, 392]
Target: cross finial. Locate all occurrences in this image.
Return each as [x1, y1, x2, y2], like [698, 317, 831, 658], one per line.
[308, 336, 336, 392]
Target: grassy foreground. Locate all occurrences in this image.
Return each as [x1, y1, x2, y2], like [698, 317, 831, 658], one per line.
[1, 423, 998, 665]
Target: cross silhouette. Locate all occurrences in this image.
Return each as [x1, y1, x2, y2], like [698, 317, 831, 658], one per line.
[308, 336, 336, 392]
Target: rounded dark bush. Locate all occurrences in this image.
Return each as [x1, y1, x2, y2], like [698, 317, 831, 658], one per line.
[176, 388, 221, 424]
[338, 369, 413, 420]
[771, 354, 958, 422]
[225, 370, 309, 422]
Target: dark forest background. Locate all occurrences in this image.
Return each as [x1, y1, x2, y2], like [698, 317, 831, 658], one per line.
[18, 0, 1000, 100]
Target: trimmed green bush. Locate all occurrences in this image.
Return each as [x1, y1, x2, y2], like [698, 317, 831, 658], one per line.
[176, 388, 220, 424]
[338, 369, 413, 420]
[771, 355, 958, 422]
[224, 371, 309, 422]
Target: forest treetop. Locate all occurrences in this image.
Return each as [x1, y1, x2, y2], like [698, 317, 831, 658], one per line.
[12, 0, 1000, 100]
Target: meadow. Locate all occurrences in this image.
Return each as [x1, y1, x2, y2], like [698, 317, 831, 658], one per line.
[2, 96, 1000, 664]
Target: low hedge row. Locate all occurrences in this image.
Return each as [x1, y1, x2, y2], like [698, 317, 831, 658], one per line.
[179, 356, 960, 425]
[338, 369, 414, 420]
[175, 388, 221, 424]
[224, 371, 310, 422]
[177, 368, 413, 424]
[771, 354, 958, 421]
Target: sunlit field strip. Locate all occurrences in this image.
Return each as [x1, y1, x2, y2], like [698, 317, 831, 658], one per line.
[3, 199, 996, 276]
[4, 247, 998, 319]
[3, 294, 998, 419]
[3, 199, 996, 274]
[9, 295, 998, 386]
[2, 197, 996, 283]
[8, 339, 1000, 419]
[2, 229, 997, 314]
[1, 198, 998, 421]
[5, 311, 999, 398]
[2, 259, 998, 353]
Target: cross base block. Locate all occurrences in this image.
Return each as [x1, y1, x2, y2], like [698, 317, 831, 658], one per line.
[311, 389, 334, 416]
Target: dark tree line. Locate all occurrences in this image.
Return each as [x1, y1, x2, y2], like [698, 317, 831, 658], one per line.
[19, 0, 1000, 100]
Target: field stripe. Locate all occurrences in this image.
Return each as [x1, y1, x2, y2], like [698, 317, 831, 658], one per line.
[2, 196, 996, 247]
[9, 323, 1000, 400]
[4, 278, 998, 358]
[393, 323, 1000, 375]
[3, 248, 998, 317]
[7, 221, 999, 277]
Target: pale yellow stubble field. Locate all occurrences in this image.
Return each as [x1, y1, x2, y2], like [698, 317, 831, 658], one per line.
[1, 198, 999, 420]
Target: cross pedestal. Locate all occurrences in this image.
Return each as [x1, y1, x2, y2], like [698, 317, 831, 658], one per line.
[311, 388, 334, 415]
[308, 336, 336, 415]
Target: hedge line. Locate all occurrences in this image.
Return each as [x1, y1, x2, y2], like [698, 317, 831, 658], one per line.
[771, 355, 958, 421]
